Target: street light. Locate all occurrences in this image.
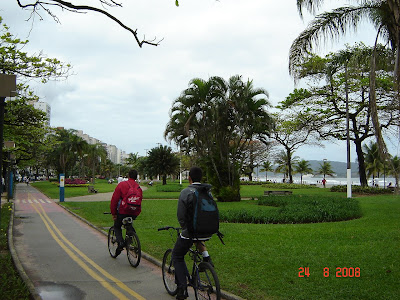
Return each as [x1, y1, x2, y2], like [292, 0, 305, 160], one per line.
[0, 74, 17, 225]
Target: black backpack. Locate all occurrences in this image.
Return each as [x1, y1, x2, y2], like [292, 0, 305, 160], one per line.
[189, 185, 219, 237]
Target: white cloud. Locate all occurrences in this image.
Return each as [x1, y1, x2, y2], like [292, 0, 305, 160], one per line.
[1, 0, 391, 160]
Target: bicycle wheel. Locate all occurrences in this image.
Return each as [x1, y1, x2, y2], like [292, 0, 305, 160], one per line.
[162, 249, 178, 296]
[194, 262, 221, 300]
[108, 226, 118, 258]
[126, 231, 141, 267]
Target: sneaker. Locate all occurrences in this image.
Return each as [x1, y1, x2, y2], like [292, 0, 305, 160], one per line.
[203, 256, 214, 268]
[115, 242, 124, 257]
[176, 287, 187, 300]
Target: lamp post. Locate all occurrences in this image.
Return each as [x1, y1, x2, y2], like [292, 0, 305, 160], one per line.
[0, 74, 17, 225]
[345, 65, 352, 198]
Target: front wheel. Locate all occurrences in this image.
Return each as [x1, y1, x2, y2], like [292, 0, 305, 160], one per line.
[194, 262, 221, 300]
[126, 231, 141, 267]
[162, 249, 178, 296]
[108, 227, 118, 258]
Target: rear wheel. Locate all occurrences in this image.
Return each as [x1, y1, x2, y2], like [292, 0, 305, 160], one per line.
[162, 249, 178, 296]
[194, 262, 221, 300]
[126, 231, 141, 267]
[108, 227, 118, 258]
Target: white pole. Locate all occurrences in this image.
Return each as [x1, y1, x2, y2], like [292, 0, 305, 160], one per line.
[347, 169, 352, 198]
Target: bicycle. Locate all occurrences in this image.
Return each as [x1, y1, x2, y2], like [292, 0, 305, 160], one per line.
[105, 213, 141, 267]
[158, 226, 221, 300]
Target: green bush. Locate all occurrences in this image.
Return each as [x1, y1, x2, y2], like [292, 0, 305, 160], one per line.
[220, 195, 362, 224]
[262, 182, 319, 189]
[330, 185, 394, 194]
[156, 184, 183, 192]
[217, 185, 241, 202]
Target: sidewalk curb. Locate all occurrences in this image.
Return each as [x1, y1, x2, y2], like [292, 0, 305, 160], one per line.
[8, 202, 42, 300]
[57, 203, 246, 300]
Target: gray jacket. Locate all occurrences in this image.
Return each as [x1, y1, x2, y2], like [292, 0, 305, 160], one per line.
[177, 183, 212, 239]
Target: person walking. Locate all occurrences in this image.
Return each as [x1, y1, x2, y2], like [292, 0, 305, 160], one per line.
[172, 166, 215, 300]
[110, 169, 143, 256]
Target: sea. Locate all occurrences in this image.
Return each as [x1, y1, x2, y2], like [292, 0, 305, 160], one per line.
[250, 175, 396, 187]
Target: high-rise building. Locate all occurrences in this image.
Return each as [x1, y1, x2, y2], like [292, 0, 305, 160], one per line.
[31, 101, 51, 127]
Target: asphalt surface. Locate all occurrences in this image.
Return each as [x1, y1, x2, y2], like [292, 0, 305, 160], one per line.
[10, 183, 243, 300]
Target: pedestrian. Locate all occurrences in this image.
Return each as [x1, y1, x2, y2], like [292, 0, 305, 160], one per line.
[172, 166, 216, 300]
[322, 178, 326, 188]
[110, 169, 143, 256]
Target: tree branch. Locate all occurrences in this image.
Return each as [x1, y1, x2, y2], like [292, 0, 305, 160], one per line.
[16, 0, 162, 48]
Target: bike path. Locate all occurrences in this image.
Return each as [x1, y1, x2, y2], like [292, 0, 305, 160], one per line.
[11, 183, 177, 300]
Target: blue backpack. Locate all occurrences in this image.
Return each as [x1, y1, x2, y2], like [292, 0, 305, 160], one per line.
[190, 186, 219, 237]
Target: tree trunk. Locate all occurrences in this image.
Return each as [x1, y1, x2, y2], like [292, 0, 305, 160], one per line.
[354, 139, 368, 187]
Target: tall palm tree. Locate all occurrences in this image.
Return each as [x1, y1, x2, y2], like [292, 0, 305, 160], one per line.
[317, 160, 335, 179]
[363, 141, 384, 183]
[388, 155, 400, 187]
[274, 150, 300, 183]
[295, 159, 314, 184]
[261, 160, 274, 182]
[291, 0, 400, 190]
[86, 143, 107, 184]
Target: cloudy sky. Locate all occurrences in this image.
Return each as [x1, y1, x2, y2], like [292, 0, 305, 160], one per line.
[2, 0, 396, 163]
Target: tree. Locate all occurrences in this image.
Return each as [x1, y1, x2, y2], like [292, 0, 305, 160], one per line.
[241, 140, 271, 181]
[146, 145, 179, 185]
[290, 0, 400, 191]
[260, 160, 274, 182]
[363, 141, 384, 182]
[274, 150, 300, 183]
[317, 160, 335, 179]
[13, 0, 163, 48]
[388, 155, 400, 188]
[294, 159, 313, 184]
[165, 75, 273, 201]
[282, 44, 398, 186]
[86, 143, 107, 184]
[268, 112, 321, 184]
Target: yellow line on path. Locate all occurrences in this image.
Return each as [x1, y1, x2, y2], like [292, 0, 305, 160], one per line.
[31, 203, 146, 300]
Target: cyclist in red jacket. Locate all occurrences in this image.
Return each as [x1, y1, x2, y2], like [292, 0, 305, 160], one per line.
[110, 169, 142, 256]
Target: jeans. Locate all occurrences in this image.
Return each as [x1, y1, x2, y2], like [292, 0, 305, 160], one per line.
[114, 214, 136, 245]
[172, 236, 193, 290]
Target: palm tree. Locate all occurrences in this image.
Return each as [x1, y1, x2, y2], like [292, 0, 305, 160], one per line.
[146, 145, 179, 185]
[363, 141, 384, 184]
[86, 143, 107, 184]
[388, 156, 400, 188]
[260, 160, 274, 182]
[294, 159, 314, 184]
[165, 75, 273, 201]
[290, 0, 400, 190]
[274, 150, 299, 183]
[317, 160, 335, 179]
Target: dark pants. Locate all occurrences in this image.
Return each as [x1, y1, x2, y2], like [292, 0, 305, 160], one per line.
[172, 236, 193, 290]
[114, 214, 136, 245]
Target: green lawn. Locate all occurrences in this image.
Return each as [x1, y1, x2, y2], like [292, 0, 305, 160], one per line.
[59, 188, 400, 300]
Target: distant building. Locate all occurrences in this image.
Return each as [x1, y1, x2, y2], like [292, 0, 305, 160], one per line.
[30, 101, 51, 127]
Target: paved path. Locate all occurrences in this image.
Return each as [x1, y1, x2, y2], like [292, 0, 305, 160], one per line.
[11, 183, 176, 300]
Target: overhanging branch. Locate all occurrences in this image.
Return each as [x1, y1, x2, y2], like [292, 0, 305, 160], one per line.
[16, 0, 162, 48]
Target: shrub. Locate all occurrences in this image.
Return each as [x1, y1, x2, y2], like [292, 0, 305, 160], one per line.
[220, 195, 362, 224]
[65, 178, 88, 185]
[330, 185, 394, 194]
[262, 182, 319, 189]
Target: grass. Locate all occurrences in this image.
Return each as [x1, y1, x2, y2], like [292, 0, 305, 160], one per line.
[58, 188, 400, 300]
[0, 203, 31, 299]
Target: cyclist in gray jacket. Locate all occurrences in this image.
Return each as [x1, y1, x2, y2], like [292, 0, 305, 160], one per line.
[172, 167, 213, 300]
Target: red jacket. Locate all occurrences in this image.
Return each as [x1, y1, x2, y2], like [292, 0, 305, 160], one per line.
[110, 179, 142, 216]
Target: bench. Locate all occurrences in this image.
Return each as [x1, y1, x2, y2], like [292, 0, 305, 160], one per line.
[88, 185, 98, 193]
[264, 190, 293, 196]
